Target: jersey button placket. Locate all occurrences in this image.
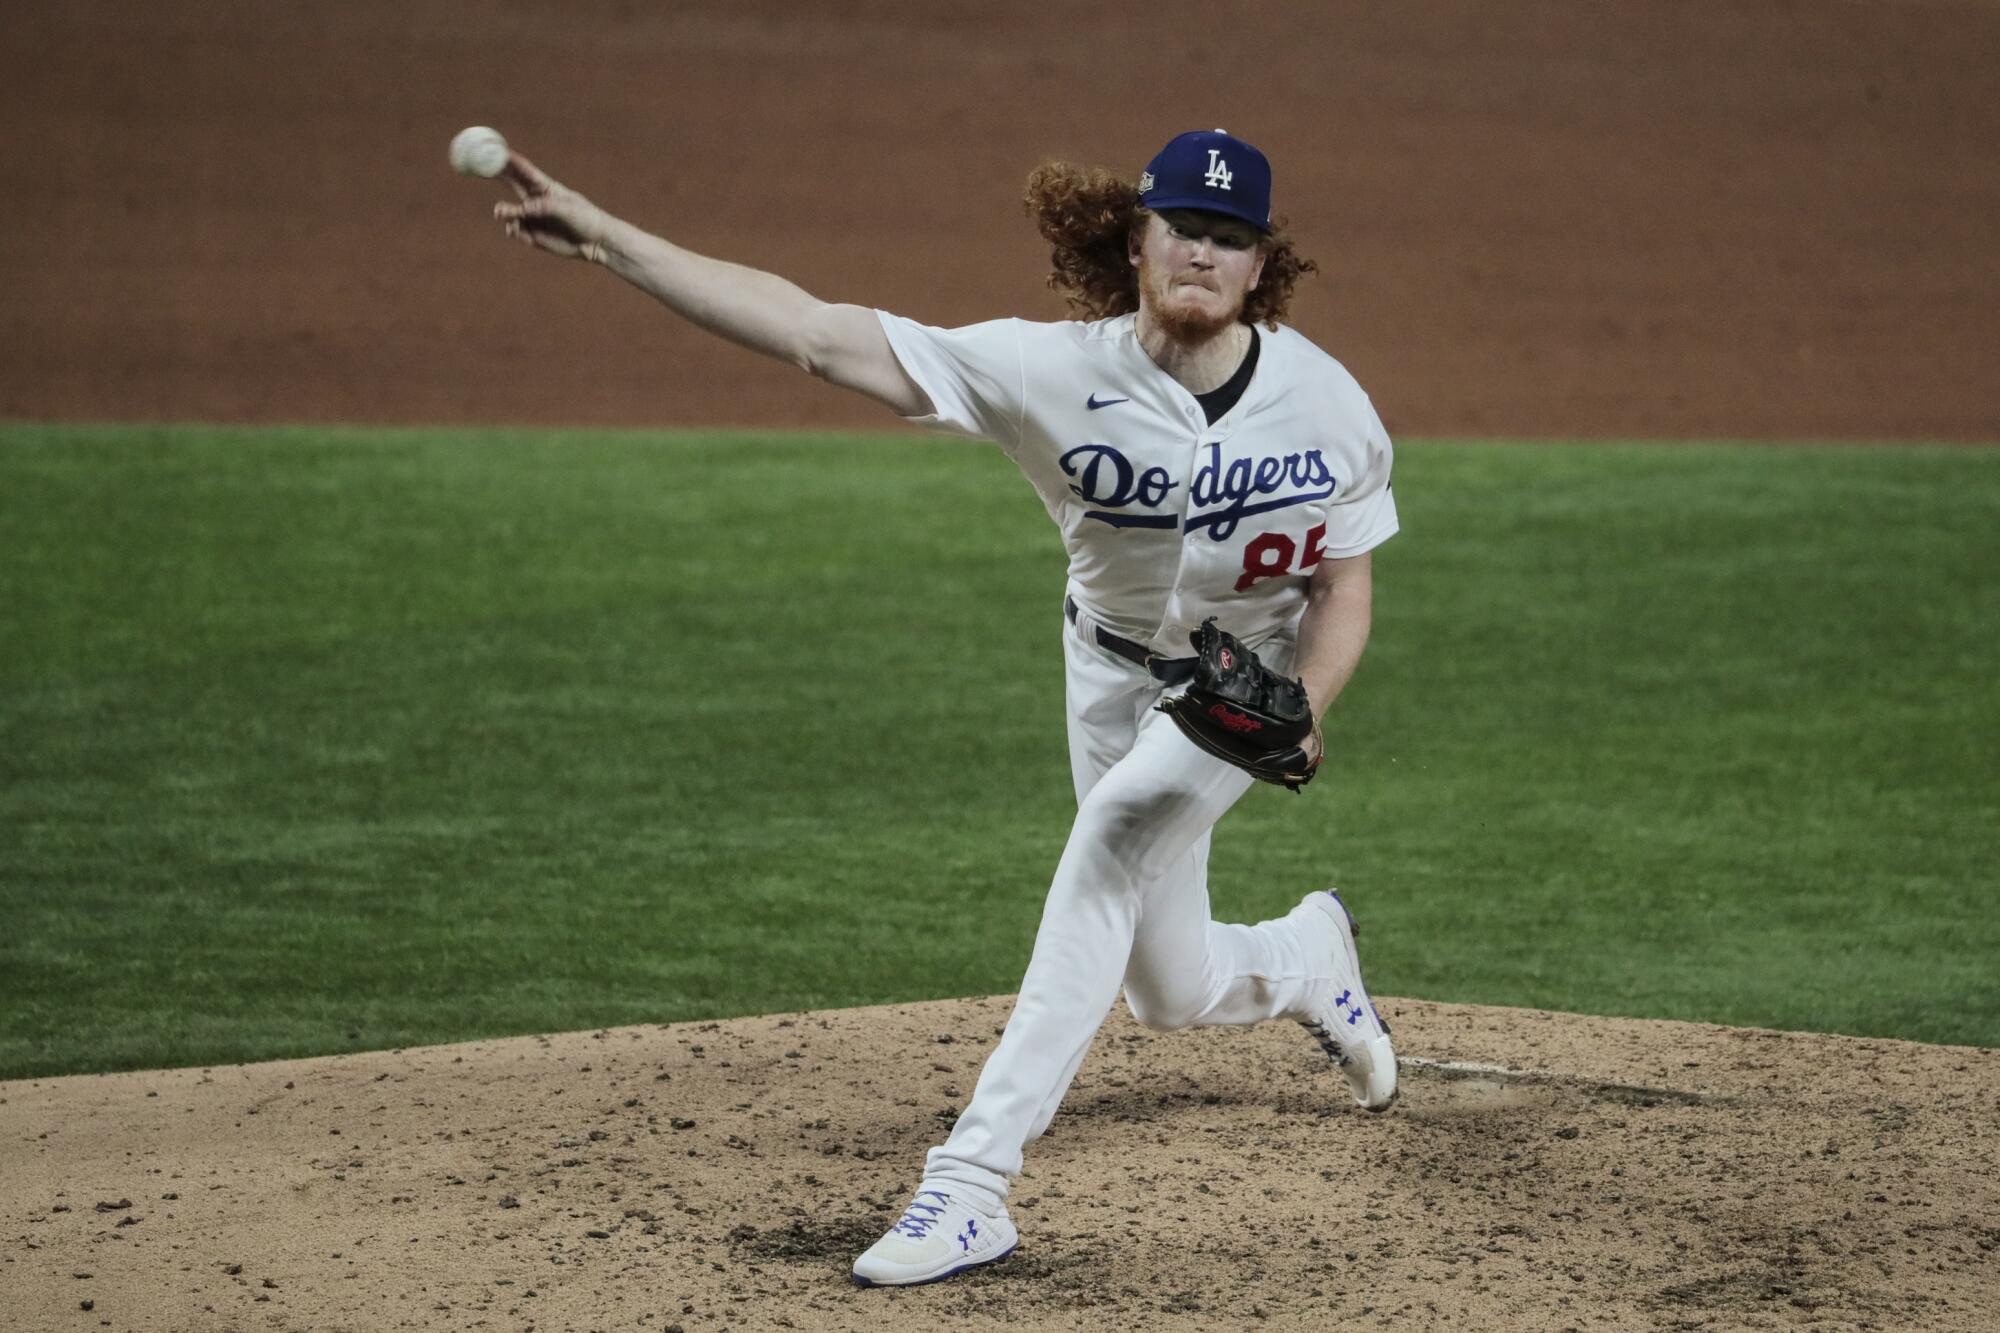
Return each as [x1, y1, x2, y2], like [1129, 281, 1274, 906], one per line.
[1155, 405, 1211, 650]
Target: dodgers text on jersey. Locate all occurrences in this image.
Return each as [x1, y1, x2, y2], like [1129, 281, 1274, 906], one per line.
[1058, 440, 1338, 541]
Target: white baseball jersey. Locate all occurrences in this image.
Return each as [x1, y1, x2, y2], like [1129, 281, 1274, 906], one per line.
[876, 310, 1398, 652]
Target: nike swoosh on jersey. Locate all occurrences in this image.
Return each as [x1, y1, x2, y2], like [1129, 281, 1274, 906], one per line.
[1086, 393, 1130, 410]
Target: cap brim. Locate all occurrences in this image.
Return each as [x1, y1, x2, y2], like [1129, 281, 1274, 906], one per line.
[1140, 194, 1272, 233]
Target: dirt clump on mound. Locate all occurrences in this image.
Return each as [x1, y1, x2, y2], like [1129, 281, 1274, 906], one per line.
[4, 997, 1997, 1331]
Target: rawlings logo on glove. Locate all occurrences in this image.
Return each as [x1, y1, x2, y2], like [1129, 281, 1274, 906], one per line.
[1156, 619, 1322, 792]
[1206, 703, 1264, 735]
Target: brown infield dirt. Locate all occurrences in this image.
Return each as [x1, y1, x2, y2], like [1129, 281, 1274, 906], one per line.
[5, 2, 2000, 1330]
[5, 999, 1999, 1332]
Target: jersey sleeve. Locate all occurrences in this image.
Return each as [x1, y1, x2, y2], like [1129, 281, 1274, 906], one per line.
[874, 311, 1027, 450]
[1320, 400, 1399, 559]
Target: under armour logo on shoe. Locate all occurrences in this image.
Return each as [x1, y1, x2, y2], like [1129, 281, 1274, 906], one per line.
[958, 1218, 979, 1251]
[1332, 989, 1362, 1026]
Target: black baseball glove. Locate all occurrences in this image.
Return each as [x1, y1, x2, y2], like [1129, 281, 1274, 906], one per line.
[1155, 619, 1322, 792]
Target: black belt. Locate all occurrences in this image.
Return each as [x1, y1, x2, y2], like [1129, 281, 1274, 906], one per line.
[1065, 597, 1199, 684]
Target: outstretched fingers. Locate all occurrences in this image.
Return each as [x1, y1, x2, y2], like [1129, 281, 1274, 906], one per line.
[496, 193, 560, 243]
[493, 199, 528, 245]
[485, 152, 595, 258]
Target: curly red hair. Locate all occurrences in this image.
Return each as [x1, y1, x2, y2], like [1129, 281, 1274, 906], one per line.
[1022, 160, 1316, 329]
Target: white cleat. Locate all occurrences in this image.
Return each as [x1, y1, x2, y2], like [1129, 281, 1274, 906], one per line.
[1298, 890, 1399, 1111]
[851, 1189, 1019, 1288]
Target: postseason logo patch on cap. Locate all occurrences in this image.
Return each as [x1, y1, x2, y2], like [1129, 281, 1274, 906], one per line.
[1138, 128, 1273, 233]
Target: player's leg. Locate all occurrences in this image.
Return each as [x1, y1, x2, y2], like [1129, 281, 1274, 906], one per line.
[853, 613, 1158, 1286]
[1118, 829, 1327, 1029]
[1120, 832, 1395, 1063]
[1115, 684, 1327, 1028]
[1109, 634, 1322, 1029]
[1116, 696, 1398, 1109]
[919, 693, 1255, 1197]
[1016, 627, 1149, 1141]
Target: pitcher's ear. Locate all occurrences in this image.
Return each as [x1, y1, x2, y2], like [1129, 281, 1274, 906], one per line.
[1128, 210, 1151, 267]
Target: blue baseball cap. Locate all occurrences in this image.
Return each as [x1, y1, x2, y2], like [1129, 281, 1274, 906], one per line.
[1138, 128, 1273, 233]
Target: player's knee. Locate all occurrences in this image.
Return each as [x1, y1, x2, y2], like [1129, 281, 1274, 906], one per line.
[1123, 983, 1203, 1033]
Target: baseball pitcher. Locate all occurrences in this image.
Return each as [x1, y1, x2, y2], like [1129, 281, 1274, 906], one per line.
[482, 128, 1399, 1287]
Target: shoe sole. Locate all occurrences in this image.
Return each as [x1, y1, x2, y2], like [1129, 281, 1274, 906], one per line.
[1323, 892, 1399, 1112]
[851, 1241, 1017, 1288]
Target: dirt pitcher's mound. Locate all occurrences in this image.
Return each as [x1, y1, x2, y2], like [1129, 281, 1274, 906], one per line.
[4, 999, 1997, 1332]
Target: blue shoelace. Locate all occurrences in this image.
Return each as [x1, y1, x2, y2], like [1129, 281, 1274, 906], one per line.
[889, 1190, 952, 1240]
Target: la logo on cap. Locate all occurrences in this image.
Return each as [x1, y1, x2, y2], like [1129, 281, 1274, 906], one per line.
[1204, 127, 1233, 190]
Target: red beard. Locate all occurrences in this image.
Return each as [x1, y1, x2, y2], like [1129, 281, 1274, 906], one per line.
[1139, 253, 1245, 343]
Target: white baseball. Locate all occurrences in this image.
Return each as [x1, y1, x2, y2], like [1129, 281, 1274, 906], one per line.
[449, 126, 510, 179]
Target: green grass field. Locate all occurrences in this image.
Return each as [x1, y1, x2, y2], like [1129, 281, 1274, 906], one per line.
[3, 425, 1995, 1078]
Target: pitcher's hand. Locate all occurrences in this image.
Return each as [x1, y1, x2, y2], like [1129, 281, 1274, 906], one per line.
[492, 152, 612, 262]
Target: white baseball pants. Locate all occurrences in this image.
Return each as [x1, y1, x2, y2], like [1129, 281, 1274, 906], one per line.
[921, 608, 1335, 1212]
